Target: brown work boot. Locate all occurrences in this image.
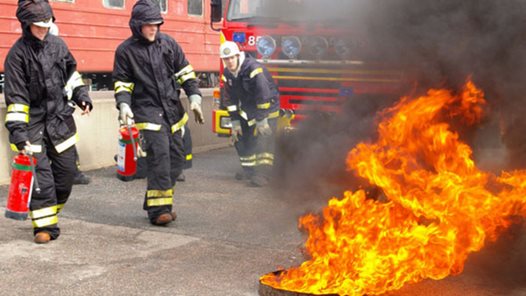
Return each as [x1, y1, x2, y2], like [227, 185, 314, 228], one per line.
[171, 211, 177, 221]
[152, 213, 174, 226]
[34, 232, 51, 244]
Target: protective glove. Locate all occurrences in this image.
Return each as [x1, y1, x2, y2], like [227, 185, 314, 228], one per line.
[189, 94, 205, 124]
[231, 120, 242, 143]
[256, 118, 272, 137]
[16, 141, 31, 154]
[119, 103, 134, 125]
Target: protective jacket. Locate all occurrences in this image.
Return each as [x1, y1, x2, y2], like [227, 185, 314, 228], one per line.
[4, 0, 92, 153]
[222, 55, 280, 126]
[113, 0, 201, 134]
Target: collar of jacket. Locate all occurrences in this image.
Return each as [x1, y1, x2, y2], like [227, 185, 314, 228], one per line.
[22, 27, 49, 49]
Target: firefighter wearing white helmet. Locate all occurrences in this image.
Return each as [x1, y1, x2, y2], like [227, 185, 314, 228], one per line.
[220, 41, 280, 187]
[220, 41, 241, 58]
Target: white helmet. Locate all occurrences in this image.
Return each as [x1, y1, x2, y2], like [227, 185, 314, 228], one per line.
[219, 41, 241, 58]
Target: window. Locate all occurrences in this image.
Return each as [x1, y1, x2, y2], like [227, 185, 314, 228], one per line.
[188, 0, 203, 16]
[103, 0, 124, 9]
[152, 0, 168, 13]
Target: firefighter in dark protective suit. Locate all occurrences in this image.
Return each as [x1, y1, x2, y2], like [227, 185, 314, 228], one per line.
[220, 41, 280, 187]
[113, 0, 204, 226]
[4, 0, 93, 244]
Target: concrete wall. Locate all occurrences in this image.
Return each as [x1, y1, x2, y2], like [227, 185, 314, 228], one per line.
[0, 89, 227, 184]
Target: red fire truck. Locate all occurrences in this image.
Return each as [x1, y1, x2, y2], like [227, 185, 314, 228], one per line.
[209, 0, 406, 135]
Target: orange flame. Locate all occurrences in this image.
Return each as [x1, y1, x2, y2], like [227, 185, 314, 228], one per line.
[260, 80, 526, 295]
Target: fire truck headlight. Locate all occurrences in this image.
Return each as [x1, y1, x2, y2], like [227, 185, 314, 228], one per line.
[334, 38, 351, 59]
[220, 116, 232, 129]
[305, 36, 329, 58]
[281, 36, 302, 59]
[256, 36, 276, 59]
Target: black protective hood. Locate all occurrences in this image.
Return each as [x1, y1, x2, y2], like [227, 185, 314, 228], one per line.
[129, 0, 164, 42]
[16, 0, 54, 36]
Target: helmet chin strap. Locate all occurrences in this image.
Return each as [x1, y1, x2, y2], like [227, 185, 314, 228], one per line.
[232, 52, 245, 78]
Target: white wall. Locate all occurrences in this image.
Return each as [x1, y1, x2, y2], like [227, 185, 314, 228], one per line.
[0, 89, 227, 184]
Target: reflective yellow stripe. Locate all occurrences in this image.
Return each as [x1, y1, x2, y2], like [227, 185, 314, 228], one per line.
[221, 75, 227, 82]
[56, 204, 65, 213]
[55, 133, 79, 153]
[66, 71, 84, 88]
[267, 67, 402, 75]
[147, 198, 173, 207]
[239, 110, 248, 120]
[30, 205, 58, 219]
[268, 110, 280, 119]
[10, 143, 42, 153]
[240, 155, 257, 167]
[171, 113, 189, 133]
[5, 113, 29, 123]
[227, 105, 238, 112]
[176, 65, 194, 77]
[177, 72, 197, 85]
[114, 81, 135, 94]
[250, 67, 263, 79]
[186, 154, 193, 161]
[257, 102, 270, 109]
[176, 65, 196, 84]
[257, 159, 274, 165]
[273, 76, 400, 83]
[257, 153, 274, 160]
[7, 104, 29, 113]
[239, 110, 256, 126]
[32, 215, 58, 228]
[147, 189, 173, 198]
[135, 122, 162, 131]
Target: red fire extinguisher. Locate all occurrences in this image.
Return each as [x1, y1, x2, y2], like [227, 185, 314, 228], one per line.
[5, 153, 40, 221]
[116, 123, 139, 181]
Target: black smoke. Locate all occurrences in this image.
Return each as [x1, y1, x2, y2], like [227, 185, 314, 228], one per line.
[273, 0, 526, 201]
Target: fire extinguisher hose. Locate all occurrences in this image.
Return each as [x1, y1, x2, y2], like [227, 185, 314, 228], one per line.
[26, 151, 41, 193]
[127, 122, 138, 161]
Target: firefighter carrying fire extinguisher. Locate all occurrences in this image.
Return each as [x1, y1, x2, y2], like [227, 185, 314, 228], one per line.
[219, 41, 280, 187]
[3, 0, 93, 244]
[113, 0, 204, 226]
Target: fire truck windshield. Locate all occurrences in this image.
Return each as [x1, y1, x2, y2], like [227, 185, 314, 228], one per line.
[227, 0, 350, 22]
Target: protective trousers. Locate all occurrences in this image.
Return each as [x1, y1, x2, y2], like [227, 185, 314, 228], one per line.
[234, 118, 277, 178]
[141, 124, 185, 222]
[135, 123, 191, 178]
[30, 138, 76, 239]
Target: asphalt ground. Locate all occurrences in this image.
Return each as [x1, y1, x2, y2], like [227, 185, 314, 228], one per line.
[0, 147, 525, 296]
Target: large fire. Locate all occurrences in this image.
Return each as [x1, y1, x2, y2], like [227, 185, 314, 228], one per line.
[260, 80, 526, 295]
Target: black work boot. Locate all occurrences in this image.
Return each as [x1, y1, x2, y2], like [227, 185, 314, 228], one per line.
[176, 173, 186, 182]
[73, 171, 91, 185]
[249, 175, 269, 187]
[235, 169, 255, 180]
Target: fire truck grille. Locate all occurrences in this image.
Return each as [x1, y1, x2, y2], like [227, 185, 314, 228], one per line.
[264, 63, 404, 114]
